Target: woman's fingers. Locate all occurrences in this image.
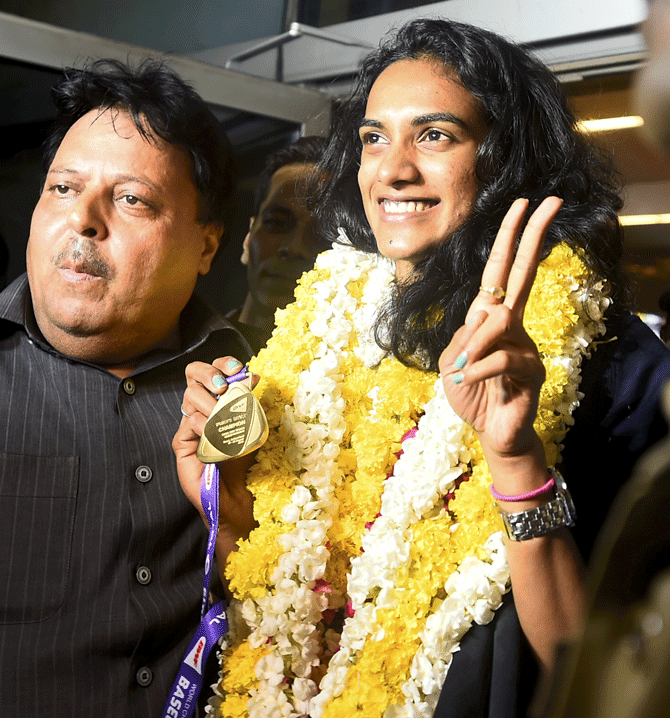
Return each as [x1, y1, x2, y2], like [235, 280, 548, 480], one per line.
[478, 198, 529, 291]
[447, 347, 545, 390]
[464, 199, 528, 323]
[182, 379, 217, 413]
[440, 305, 536, 382]
[444, 197, 562, 386]
[439, 310, 488, 371]
[183, 356, 253, 418]
[466, 197, 562, 324]
[504, 196, 563, 316]
[186, 360, 228, 392]
[210, 357, 260, 389]
[213, 356, 247, 379]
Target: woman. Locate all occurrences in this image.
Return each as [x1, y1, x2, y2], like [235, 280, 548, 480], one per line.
[174, 19, 670, 718]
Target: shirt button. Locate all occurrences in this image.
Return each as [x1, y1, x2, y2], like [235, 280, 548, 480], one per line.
[136, 666, 153, 686]
[135, 465, 153, 483]
[136, 566, 152, 585]
[123, 378, 136, 395]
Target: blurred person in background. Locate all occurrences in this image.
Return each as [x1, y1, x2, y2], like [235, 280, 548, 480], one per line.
[227, 135, 329, 351]
[542, 2, 670, 716]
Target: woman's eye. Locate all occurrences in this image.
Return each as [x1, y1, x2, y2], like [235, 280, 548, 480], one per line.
[53, 184, 71, 195]
[361, 131, 385, 145]
[425, 129, 449, 142]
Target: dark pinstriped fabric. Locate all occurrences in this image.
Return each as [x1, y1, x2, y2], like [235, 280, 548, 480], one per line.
[0, 274, 251, 716]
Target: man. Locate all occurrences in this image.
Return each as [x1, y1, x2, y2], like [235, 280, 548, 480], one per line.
[228, 136, 328, 350]
[0, 59, 252, 716]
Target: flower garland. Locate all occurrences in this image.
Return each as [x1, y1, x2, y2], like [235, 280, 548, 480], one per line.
[206, 240, 610, 718]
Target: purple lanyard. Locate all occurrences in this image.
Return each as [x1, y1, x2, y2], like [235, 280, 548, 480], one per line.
[161, 463, 228, 718]
[161, 367, 250, 718]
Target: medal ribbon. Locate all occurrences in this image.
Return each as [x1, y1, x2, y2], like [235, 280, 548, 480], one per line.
[161, 367, 250, 718]
[161, 463, 227, 718]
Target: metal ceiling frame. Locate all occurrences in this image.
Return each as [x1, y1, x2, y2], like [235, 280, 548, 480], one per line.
[224, 21, 374, 82]
[0, 11, 332, 136]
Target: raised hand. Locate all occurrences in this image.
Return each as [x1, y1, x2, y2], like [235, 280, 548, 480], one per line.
[438, 197, 588, 669]
[438, 196, 563, 460]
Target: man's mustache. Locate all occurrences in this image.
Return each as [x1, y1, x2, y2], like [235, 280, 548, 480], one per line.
[54, 238, 113, 280]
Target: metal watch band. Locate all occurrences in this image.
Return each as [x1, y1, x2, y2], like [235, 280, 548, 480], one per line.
[497, 469, 576, 541]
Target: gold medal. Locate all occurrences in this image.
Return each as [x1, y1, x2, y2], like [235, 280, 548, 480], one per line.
[196, 371, 268, 463]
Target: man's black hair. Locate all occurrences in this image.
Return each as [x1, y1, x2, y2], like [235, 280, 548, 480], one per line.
[44, 58, 235, 230]
[252, 135, 326, 217]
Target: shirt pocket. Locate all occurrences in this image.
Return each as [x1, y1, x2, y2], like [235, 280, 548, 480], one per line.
[0, 453, 79, 624]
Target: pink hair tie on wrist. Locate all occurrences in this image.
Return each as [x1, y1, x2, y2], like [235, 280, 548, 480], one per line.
[490, 475, 555, 502]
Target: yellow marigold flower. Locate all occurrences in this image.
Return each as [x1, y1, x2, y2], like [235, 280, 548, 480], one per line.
[212, 243, 605, 717]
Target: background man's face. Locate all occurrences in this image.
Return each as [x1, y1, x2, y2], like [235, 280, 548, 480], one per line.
[243, 163, 322, 313]
[26, 108, 219, 365]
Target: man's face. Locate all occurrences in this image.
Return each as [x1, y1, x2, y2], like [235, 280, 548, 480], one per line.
[243, 163, 322, 314]
[26, 108, 220, 367]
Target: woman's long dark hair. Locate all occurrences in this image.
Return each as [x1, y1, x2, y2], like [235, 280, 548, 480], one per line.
[314, 18, 631, 371]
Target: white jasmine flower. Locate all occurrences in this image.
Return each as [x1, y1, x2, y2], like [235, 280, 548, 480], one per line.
[235, 243, 602, 718]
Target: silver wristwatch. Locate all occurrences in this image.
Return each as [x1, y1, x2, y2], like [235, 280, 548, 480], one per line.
[496, 469, 576, 541]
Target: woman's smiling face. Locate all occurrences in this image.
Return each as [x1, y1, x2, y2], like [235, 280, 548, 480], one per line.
[357, 58, 487, 280]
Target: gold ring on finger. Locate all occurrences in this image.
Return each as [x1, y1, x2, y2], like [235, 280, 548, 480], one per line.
[479, 285, 506, 300]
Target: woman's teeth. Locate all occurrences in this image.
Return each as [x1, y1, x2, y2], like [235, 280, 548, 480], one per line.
[383, 200, 433, 213]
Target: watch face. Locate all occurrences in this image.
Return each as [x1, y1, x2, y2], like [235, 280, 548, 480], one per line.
[551, 469, 577, 524]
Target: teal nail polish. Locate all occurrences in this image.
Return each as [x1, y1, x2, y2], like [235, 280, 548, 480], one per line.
[226, 359, 242, 371]
[213, 374, 226, 388]
[454, 352, 468, 371]
[452, 372, 464, 385]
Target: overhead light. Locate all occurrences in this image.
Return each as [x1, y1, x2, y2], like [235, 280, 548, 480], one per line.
[620, 214, 670, 226]
[578, 116, 644, 132]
